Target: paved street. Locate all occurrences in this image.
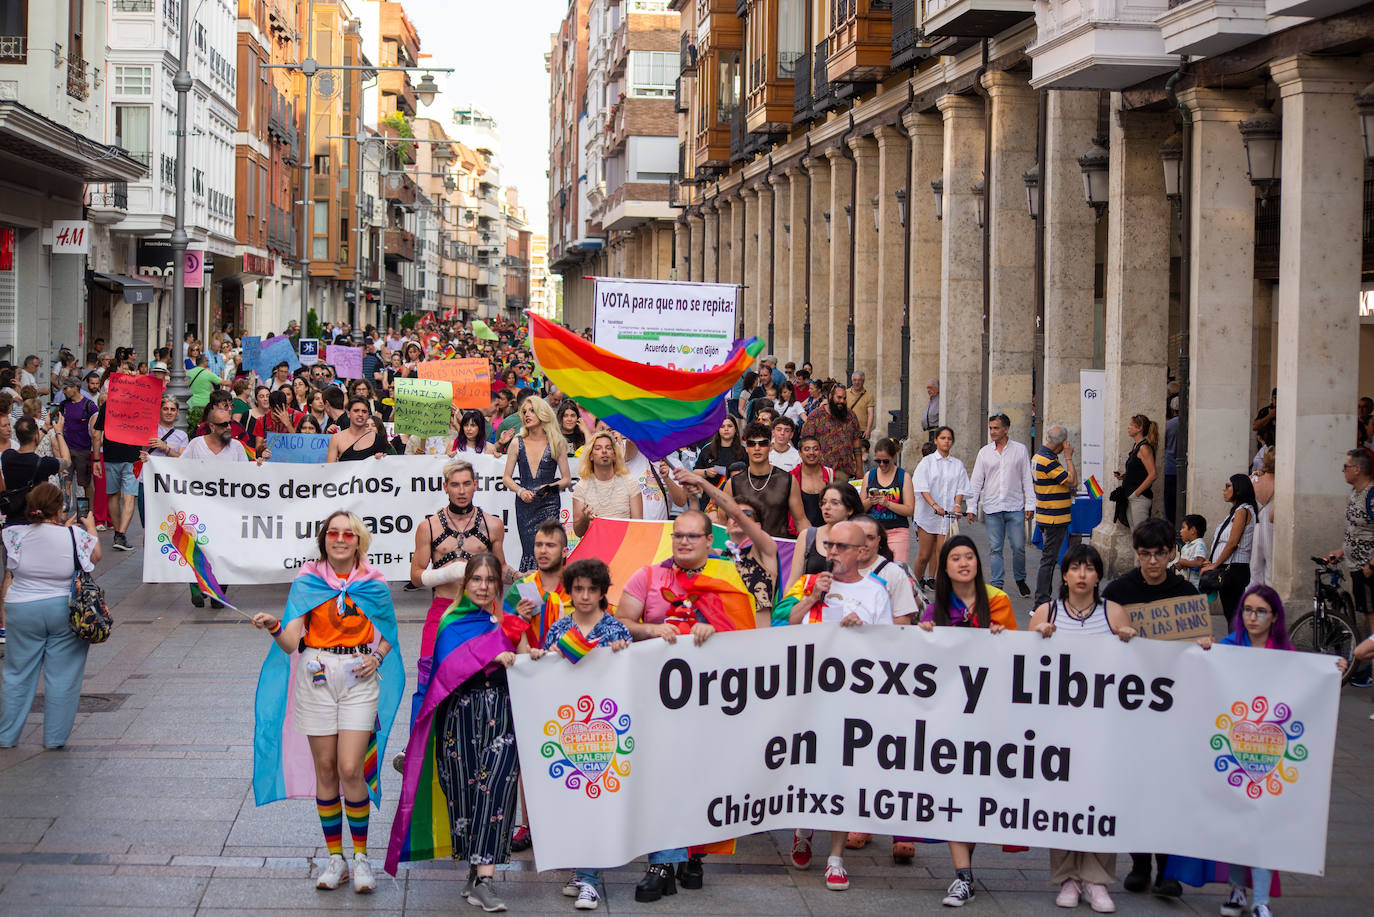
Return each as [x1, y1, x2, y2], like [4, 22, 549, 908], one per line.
[0, 522, 1368, 916]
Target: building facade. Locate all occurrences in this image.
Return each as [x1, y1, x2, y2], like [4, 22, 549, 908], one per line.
[664, 1, 1374, 604]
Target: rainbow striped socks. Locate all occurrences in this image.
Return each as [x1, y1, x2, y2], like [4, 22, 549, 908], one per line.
[316, 797, 343, 856]
[344, 797, 370, 857]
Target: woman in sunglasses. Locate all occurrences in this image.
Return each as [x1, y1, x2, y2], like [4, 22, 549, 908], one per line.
[859, 437, 915, 566]
[252, 511, 404, 895]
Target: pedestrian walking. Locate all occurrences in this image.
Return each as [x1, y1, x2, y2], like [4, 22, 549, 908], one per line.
[962, 413, 1035, 596]
[1032, 424, 1077, 608]
[800, 384, 864, 480]
[911, 426, 968, 590]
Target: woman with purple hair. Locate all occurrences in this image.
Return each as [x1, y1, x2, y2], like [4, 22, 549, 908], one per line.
[1167, 584, 1347, 917]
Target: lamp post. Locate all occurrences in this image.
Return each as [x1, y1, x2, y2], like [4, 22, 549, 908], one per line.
[168, 0, 192, 424]
[1237, 104, 1281, 201]
[971, 179, 985, 230]
[1022, 164, 1039, 221]
[1159, 132, 1183, 208]
[930, 178, 943, 222]
[1077, 138, 1110, 221]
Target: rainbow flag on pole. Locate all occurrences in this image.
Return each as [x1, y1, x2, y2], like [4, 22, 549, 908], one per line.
[1085, 475, 1105, 500]
[555, 626, 599, 663]
[171, 522, 237, 609]
[525, 311, 762, 461]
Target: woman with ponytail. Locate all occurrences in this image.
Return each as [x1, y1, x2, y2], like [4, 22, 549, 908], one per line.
[0, 483, 100, 749]
[1111, 413, 1159, 529]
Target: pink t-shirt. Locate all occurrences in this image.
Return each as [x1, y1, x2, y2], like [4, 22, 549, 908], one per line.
[622, 564, 679, 625]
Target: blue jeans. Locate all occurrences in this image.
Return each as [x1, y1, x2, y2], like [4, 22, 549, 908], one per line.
[647, 848, 688, 866]
[0, 596, 90, 747]
[574, 868, 602, 887]
[984, 510, 1027, 588]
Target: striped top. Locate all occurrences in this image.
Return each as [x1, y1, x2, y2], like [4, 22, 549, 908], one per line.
[1033, 445, 1073, 525]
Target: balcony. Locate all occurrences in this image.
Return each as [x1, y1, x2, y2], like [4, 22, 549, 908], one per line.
[827, 1, 892, 84]
[1027, 0, 1177, 90]
[609, 20, 629, 79]
[159, 153, 177, 188]
[681, 32, 698, 73]
[85, 182, 128, 224]
[385, 227, 416, 263]
[1155, 0, 1267, 57]
[66, 57, 90, 101]
[922, 0, 1034, 39]
[380, 69, 417, 118]
[811, 39, 841, 114]
[114, 0, 154, 10]
[381, 3, 421, 67]
[793, 48, 813, 122]
[1267, 0, 1366, 15]
[383, 173, 419, 209]
[891, 0, 938, 69]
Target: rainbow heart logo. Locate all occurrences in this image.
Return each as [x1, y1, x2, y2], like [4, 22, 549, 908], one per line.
[1211, 696, 1307, 799]
[541, 695, 634, 798]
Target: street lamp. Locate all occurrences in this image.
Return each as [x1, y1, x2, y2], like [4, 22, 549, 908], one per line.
[1022, 164, 1039, 221]
[930, 178, 943, 222]
[870, 196, 879, 233]
[894, 187, 907, 228]
[1159, 132, 1182, 206]
[414, 72, 439, 106]
[823, 210, 831, 242]
[971, 179, 985, 229]
[1237, 104, 1281, 201]
[1357, 81, 1374, 161]
[1077, 138, 1110, 221]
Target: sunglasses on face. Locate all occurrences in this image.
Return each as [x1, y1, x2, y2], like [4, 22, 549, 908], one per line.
[325, 530, 358, 543]
[745, 439, 769, 447]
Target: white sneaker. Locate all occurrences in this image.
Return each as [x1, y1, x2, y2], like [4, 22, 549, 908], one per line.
[1056, 879, 1081, 908]
[350, 853, 376, 893]
[561, 874, 581, 897]
[315, 853, 348, 890]
[1219, 885, 1247, 917]
[574, 882, 600, 910]
[1252, 905, 1273, 917]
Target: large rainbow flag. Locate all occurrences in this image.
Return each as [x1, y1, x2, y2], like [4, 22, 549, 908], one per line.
[525, 311, 762, 460]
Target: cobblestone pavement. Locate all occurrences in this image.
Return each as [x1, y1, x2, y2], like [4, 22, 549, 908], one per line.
[0, 521, 1368, 915]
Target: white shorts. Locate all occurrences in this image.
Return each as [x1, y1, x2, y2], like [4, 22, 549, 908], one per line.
[293, 646, 381, 736]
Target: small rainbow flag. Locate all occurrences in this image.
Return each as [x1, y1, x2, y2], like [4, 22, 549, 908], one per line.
[1085, 475, 1104, 500]
[525, 310, 762, 461]
[172, 522, 238, 609]
[555, 626, 599, 663]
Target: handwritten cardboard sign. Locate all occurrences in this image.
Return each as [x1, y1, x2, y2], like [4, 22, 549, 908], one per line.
[105, 374, 164, 446]
[418, 358, 490, 408]
[265, 432, 332, 464]
[1125, 594, 1214, 642]
[330, 345, 363, 381]
[241, 336, 262, 378]
[392, 377, 453, 438]
[259, 334, 300, 375]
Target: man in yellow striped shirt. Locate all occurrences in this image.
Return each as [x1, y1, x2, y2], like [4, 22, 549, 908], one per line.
[1033, 425, 1078, 607]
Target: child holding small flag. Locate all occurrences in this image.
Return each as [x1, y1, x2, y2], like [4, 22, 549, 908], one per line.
[530, 558, 632, 910]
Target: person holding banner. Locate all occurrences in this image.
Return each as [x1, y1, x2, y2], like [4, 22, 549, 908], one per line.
[1028, 544, 1137, 914]
[327, 398, 390, 463]
[251, 511, 402, 895]
[915, 534, 1017, 907]
[384, 552, 525, 912]
[572, 431, 642, 537]
[502, 396, 570, 572]
[676, 468, 779, 623]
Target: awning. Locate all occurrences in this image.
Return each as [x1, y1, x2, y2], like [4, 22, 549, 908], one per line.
[88, 272, 155, 304]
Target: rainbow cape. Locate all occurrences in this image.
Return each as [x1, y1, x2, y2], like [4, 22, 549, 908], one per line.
[567, 518, 794, 610]
[501, 572, 569, 649]
[1085, 475, 1104, 499]
[172, 521, 235, 608]
[251, 560, 404, 809]
[555, 625, 599, 663]
[385, 596, 515, 875]
[525, 310, 762, 460]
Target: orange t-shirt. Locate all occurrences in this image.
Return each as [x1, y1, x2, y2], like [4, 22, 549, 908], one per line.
[302, 593, 376, 648]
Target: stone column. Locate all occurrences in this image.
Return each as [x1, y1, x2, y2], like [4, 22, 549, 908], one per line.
[903, 109, 944, 468]
[874, 125, 909, 441]
[770, 173, 792, 360]
[688, 211, 705, 283]
[937, 93, 986, 467]
[826, 146, 855, 382]
[983, 71, 1038, 446]
[742, 187, 758, 338]
[673, 221, 689, 281]
[1091, 100, 1174, 575]
[1179, 87, 1256, 529]
[1042, 89, 1098, 441]
[850, 135, 880, 397]
[787, 168, 810, 366]
[755, 182, 775, 348]
[807, 155, 833, 374]
[729, 193, 745, 289]
[703, 202, 719, 283]
[1269, 56, 1368, 600]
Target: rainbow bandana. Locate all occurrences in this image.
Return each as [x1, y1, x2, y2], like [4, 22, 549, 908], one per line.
[385, 596, 515, 875]
[525, 310, 762, 461]
[251, 560, 403, 810]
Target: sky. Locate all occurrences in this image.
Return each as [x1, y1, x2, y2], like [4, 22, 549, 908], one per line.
[401, 0, 568, 237]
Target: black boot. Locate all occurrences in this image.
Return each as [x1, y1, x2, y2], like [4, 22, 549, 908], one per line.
[677, 855, 703, 889]
[1123, 853, 1152, 893]
[634, 863, 678, 902]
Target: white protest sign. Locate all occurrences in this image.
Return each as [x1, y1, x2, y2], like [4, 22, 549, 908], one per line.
[142, 454, 573, 583]
[509, 625, 1338, 874]
[592, 278, 741, 371]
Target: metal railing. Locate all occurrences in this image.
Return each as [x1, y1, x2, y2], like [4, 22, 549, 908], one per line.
[160, 153, 177, 188]
[66, 58, 89, 101]
[85, 182, 129, 210]
[115, 0, 154, 10]
[0, 35, 24, 62]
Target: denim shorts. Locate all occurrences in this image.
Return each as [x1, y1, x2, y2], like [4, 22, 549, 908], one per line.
[104, 461, 138, 496]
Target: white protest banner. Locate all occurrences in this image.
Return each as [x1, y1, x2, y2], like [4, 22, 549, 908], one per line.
[142, 454, 573, 583]
[593, 277, 741, 371]
[1079, 369, 1105, 497]
[509, 625, 1338, 874]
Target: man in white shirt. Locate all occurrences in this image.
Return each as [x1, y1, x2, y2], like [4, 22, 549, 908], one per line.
[962, 413, 1036, 596]
[853, 515, 919, 624]
[788, 520, 893, 626]
[183, 402, 252, 462]
[19, 355, 49, 396]
[769, 417, 801, 472]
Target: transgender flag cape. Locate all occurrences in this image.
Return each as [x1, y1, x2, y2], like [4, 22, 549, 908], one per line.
[251, 560, 405, 809]
[385, 597, 515, 875]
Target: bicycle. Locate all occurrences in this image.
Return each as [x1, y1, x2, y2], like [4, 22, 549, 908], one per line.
[1288, 556, 1360, 684]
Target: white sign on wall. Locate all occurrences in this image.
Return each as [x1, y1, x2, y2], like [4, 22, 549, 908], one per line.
[592, 278, 741, 371]
[50, 220, 90, 255]
[1079, 369, 1106, 496]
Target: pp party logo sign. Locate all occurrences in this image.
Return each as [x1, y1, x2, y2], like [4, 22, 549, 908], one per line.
[541, 695, 633, 798]
[1210, 695, 1307, 799]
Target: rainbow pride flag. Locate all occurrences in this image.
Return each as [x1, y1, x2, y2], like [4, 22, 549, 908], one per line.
[1085, 475, 1104, 500]
[525, 311, 762, 460]
[172, 522, 236, 609]
[555, 626, 599, 663]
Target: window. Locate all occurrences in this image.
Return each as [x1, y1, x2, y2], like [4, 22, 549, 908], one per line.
[629, 0, 669, 10]
[629, 50, 674, 99]
[778, 0, 805, 79]
[0, 0, 25, 63]
[313, 154, 329, 174]
[718, 51, 740, 124]
[114, 65, 152, 95]
[113, 105, 151, 165]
